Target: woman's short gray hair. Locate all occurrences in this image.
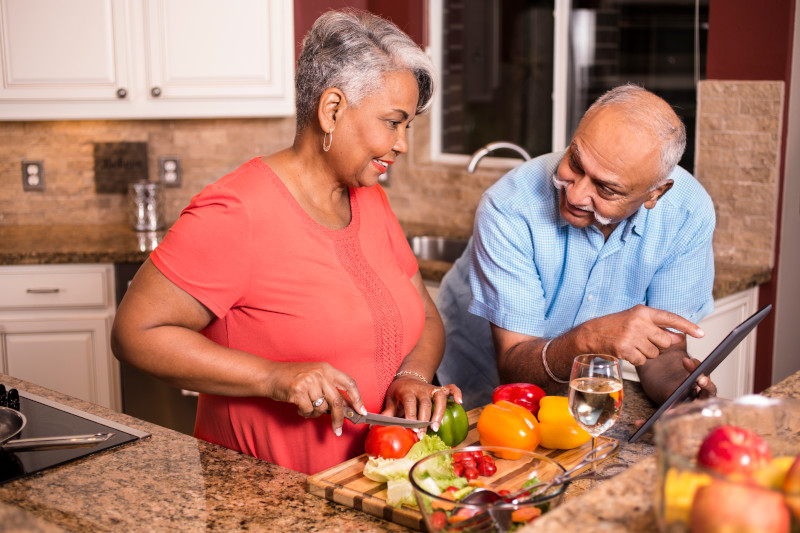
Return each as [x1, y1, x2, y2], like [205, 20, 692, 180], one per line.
[585, 83, 687, 187]
[295, 9, 436, 131]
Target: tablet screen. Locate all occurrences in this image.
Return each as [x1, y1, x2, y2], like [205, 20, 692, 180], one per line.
[627, 304, 772, 443]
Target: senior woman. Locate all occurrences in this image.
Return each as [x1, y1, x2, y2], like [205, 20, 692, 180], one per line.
[111, 9, 459, 475]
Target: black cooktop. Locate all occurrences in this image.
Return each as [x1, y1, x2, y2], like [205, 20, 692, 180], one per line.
[1, 385, 150, 485]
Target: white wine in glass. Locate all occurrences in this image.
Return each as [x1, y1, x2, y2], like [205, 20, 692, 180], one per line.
[568, 354, 623, 473]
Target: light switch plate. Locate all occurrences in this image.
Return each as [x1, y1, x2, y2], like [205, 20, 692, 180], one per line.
[159, 156, 182, 187]
[22, 160, 44, 191]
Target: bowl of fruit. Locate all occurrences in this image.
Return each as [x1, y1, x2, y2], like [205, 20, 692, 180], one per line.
[654, 395, 800, 533]
[408, 445, 569, 532]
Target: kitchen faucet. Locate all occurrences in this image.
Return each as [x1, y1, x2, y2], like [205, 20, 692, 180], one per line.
[466, 141, 532, 173]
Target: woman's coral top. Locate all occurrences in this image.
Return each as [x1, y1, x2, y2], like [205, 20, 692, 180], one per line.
[150, 158, 424, 474]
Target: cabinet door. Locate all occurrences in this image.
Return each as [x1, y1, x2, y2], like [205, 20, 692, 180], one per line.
[686, 288, 759, 400]
[1, 318, 114, 409]
[140, 0, 294, 117]
[0, 0, 130, 101]
[144, 0, 289, 98]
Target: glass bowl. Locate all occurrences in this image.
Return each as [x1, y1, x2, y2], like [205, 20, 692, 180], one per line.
[409, 445, 568, 532]
[654, 395, 800, 533]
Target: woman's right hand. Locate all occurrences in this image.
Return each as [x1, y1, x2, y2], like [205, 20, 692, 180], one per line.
[265, 361, 367, 437]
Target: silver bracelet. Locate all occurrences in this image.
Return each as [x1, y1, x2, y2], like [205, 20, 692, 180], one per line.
[394, 370, 429, 384]
[541, 339, 569, 384]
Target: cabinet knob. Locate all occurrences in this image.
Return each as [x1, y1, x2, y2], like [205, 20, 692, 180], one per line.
[151, 87, 162, 98]
[116, 88, 127, 99]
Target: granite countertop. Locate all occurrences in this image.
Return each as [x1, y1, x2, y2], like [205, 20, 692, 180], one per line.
[0, 375, 658, 532]
[1, 372, 797, 532]
[0, 224, 772, 301]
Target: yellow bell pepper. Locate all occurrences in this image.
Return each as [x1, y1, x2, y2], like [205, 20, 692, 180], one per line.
[477, 400, 541, 459]
[662, 468, 711, 525]
[536, 396, 591, 450]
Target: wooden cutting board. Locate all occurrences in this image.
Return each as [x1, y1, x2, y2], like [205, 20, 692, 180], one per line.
[306, 406, 617, 530]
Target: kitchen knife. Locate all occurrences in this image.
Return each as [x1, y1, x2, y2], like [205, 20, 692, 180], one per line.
[342, 408, 430, 429]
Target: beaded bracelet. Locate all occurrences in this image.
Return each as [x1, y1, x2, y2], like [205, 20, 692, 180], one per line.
[541, 339, 569, 384]
[394, 370, 429, 384]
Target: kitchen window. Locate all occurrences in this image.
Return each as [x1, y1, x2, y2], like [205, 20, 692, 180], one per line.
[429, 0, 708, 172]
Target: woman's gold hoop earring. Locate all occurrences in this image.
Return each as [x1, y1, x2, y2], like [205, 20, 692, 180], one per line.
[322, 128, 333, 152]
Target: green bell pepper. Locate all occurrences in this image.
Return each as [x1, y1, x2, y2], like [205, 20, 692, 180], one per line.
[427, 399, 469, 447]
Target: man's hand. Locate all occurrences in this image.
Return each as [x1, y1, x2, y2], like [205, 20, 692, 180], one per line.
[682, 356, 717, 399]
[576, 305, 705, 366]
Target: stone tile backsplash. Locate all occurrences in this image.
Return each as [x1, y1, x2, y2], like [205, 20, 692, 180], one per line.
[695, 80, 783, 269]
[0, 80, 783, 270]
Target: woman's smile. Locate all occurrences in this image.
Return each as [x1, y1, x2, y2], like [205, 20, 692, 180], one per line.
[372, 158, 393, 173]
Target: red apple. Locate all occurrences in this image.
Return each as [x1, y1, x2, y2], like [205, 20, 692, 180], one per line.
[783, 453, 800, 521]
[690, 479, 790, 533]
[696, 425, 772, 477]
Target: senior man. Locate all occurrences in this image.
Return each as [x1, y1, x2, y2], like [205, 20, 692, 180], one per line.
[436, 84, 717, 411]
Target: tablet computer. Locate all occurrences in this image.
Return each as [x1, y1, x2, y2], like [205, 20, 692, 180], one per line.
[627, 303, 772, 443]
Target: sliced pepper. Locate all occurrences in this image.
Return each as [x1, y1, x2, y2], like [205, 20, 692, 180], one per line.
[427, 398, 469, 447]
[492, 383, 546, 417]
[477, 400, 541, 459]
[536, 396, 591, 450]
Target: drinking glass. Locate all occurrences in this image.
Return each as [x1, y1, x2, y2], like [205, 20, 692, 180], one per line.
[568, 354, 623, 473]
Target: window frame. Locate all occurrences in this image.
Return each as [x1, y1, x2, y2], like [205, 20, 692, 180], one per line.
[428, 0, 572, 168]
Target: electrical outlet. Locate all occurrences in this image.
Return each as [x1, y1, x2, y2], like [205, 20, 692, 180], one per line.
[22, 160, 45, 191]
[159, 156, 182, 187]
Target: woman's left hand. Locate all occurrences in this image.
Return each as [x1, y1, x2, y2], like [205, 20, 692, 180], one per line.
[382, 378, 463, 433]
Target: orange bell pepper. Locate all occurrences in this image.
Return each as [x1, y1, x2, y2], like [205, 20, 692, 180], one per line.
[537, 396, 591, 450]
[477, 400, 541, 459]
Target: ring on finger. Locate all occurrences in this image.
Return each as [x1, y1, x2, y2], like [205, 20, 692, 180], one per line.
[429, 387, 448, 398]
[313, 397, 325, 408]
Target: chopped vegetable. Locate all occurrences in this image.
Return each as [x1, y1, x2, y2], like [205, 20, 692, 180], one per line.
[362, 434, 462, 508]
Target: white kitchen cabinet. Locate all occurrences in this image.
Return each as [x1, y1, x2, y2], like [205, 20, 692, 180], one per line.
[621, 287, 760, 400]
[0, 264, 119, 410]
[0, 0, 295, 120]
[685, 288, 760, 400]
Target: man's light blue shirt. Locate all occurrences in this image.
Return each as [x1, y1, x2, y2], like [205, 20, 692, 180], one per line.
[436, 151, 715, 410]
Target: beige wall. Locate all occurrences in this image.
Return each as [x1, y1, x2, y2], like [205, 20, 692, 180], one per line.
[1, 81, 784, 273]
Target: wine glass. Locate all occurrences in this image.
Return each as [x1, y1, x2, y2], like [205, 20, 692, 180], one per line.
[568, 354, 623, 473]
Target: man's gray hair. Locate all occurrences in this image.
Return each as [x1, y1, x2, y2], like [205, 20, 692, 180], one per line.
[585, 83, 687, 186]
[295, 9, 436, 132]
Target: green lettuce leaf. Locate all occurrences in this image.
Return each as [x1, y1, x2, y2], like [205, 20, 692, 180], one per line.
[362, 434, 458, 508]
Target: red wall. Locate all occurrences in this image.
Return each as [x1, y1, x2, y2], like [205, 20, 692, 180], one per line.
[707, 0, 797, 392]
[293, 1, 427, 60]
[707, 0, 795, 80]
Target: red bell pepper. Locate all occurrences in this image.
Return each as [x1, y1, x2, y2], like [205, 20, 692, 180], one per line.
[492, 383, 546, 417]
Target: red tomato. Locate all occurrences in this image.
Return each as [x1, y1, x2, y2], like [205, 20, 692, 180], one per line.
[364, 426, 417, 459]
[460, 457, 477, 469]
[453, 452, 473, 463]
[453, 463, 465, 477]
[477, 461, 497, 477]
[430, 510, 448, 529]
[464, 466, 479, 480]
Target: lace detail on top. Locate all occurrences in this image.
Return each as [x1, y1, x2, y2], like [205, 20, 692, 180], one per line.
[333, 233, 404, 404]
[252, 158, 404, 404]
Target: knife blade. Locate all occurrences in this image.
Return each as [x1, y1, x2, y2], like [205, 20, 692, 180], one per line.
[342, 408, 430, 429]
